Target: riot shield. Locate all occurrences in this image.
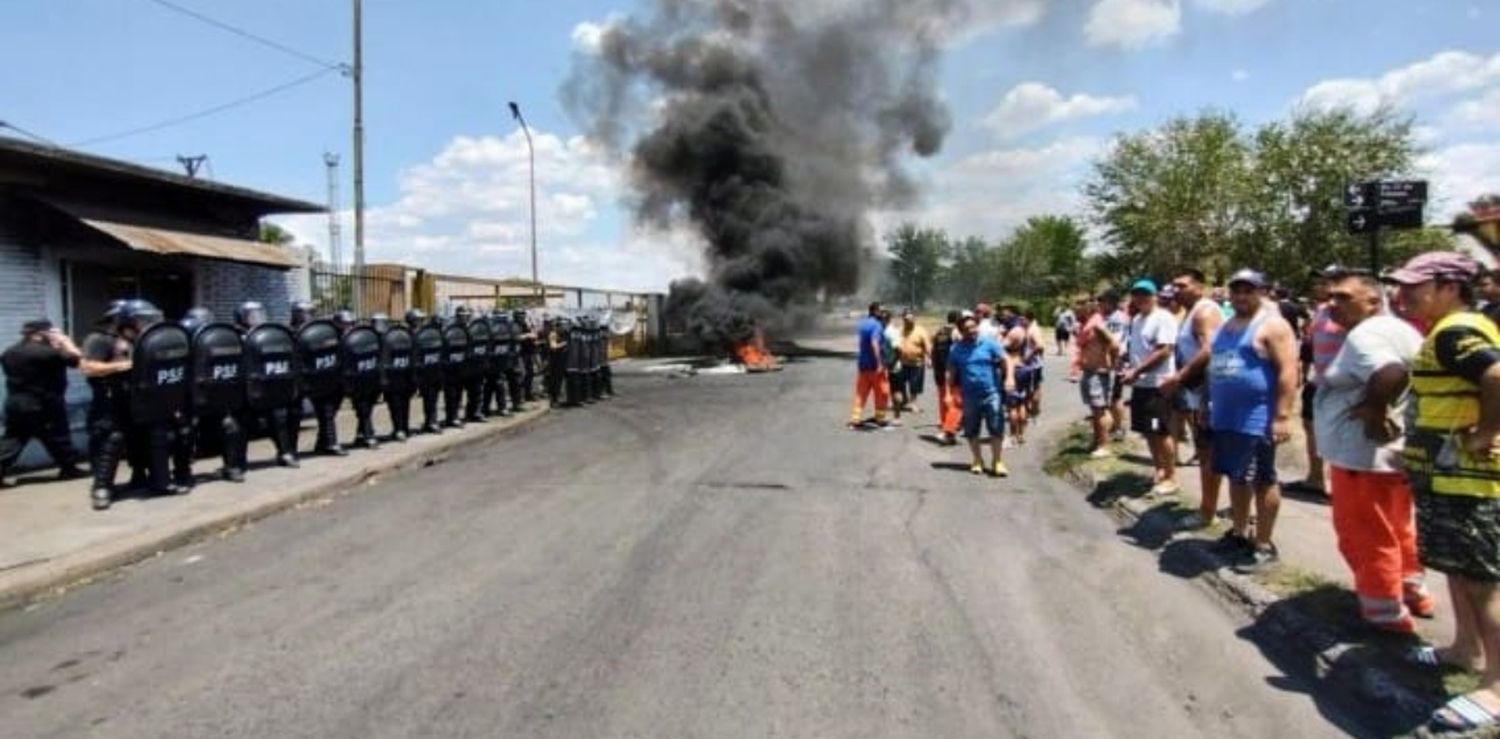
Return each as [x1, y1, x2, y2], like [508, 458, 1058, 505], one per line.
[381, 324, 415, 393]
[297, 319, 343, 399]
[128, 322, 192, 424]
[190, 322, 246, 413]
[466, 317, 493, 378]
[243, 324, 299, 411]
[442, 323, 471, 382]
[413, 325, 445, 390]
[341, 325, 383, 397]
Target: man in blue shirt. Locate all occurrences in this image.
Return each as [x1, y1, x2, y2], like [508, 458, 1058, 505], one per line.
[948, 315, 1015, 477]
[849, 302, 892, 429]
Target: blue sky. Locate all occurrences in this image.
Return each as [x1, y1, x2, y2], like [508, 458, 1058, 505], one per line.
[3, 0, 1497, 291]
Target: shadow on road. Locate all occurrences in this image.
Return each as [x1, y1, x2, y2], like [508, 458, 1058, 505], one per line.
[1086, 471, 1153, 508]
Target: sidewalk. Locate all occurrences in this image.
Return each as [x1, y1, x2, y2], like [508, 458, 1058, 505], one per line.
[0, 398, 548, 610]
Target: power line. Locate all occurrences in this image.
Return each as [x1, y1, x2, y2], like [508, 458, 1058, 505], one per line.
[0, 120, 60, 146]
[70, 67, 341, 148]
[146, 0, 349, 74]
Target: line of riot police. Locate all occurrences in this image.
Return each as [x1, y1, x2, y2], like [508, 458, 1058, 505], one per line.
[77, 299, 619, 511]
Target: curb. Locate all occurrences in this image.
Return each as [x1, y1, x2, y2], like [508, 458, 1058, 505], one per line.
[1056, 458, 1456, 737]
[0, 407, 551, 613]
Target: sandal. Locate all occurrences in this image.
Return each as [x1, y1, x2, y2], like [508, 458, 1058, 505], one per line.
[1430, 694, 1500, 732]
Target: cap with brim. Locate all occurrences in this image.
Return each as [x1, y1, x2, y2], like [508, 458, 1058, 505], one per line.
[21, 319, 52, 334]
[1311, 263, 1348, 279]
[1129, 279, 1157, 295]
[1228, 269, 1266, 289]
[1386, 250, 1480, 286]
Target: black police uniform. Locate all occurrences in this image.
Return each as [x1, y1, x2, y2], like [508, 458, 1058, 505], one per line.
[409, 313, 444, 434]
[545, 319, 568, 407]
[173, 318, 249, 485]
[0, 334, 81, 479]
[517, 312, 538, 401]
[82, 328, 136, 501]
[376, 319, 415, 441]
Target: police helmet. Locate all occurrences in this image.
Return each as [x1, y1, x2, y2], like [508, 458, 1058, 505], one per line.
[332, 309, 357, 330]
[404, 308, 428, 328]
[233, 301, 268, 329]
[116, 299, 163, 332]
[454, 304, 473, 323]
[289, 300, 316, 327]
[98, 299, 128, 327]
[180, 306, 214, 334]
[370, 312, 391, 333]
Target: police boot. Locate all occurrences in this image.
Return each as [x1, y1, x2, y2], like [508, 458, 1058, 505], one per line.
[354, 402, 380, 450]
[90, 431, 125, 511]
[314, 408, 346, 456]
[221, 415, 247, 482]
[270, 410, 300, 468]
[171, 421, 196, 491]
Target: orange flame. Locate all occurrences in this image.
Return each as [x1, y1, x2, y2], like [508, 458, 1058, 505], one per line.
[732, 327, 780, 372]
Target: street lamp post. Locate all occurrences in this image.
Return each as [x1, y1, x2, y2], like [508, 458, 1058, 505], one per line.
[509, 102, 540, 305]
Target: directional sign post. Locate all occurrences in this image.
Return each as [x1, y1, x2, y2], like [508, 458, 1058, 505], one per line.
[1345, 179, 1428, 274]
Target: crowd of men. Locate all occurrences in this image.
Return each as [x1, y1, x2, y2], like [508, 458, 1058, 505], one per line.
[1061, 249, 1500, 732]
[0, 300, 617, 512]
[849, 300, 1048, 479]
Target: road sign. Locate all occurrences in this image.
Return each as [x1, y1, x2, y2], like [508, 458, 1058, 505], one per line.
[1344, 182, 1375, 209]
[1377, 180, 1427, 209]
[1347, 210, 1375, 235]
[1381, 204, 1424, 230]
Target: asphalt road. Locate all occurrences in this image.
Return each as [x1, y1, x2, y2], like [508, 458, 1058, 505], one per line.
[0, 338, 1356, 738]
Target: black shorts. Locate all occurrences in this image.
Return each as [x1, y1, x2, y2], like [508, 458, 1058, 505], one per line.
[1110, 372, 1125, 404]
[1130, 387, 1172, 436]
[1056, 329, 1071, 342]
[1301, 383, 1316, 422]
[1416, 491, 1500, 581]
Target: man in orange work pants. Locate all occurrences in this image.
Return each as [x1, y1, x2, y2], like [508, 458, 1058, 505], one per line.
[849, 302, 892, 429]
[1314, 272, 1433, 633]
[930, 311, 963, 443]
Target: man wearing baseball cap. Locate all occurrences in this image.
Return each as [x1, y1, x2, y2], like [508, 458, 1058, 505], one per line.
[1391, 250, 1500, 730]
[1121, 278, 1180, 495]
[1205, 269, 1299, 573]
[0, 319, 85, 486]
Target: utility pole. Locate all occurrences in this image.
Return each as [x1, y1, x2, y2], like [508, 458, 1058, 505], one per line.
[176, 154, 207, 178]
[323, 152, 343, 272]
[509, 102, 540, 304]
[351, 0, 366, 312]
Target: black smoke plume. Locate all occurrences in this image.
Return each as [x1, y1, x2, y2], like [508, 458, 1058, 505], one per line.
[565, 0, 975, 344]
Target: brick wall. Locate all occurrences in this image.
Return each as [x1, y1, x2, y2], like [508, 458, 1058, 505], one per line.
[194, 260, 299, 323]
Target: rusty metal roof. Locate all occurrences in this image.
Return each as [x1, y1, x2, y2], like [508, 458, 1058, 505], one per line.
[76, 216, 304, 268]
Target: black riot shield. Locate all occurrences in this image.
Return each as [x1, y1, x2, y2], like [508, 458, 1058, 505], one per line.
[341, 325, 383, 398]
[297, 319, 343, 399]
[243, 324, 299, 410]
[566, 320, 588, 373]
[190, 322, 246, 413]
[467, 317, 493, 377]
[128, 322, 192, 424]
[491, 315, 516, 366]
[413, 325, 445, 391]
[381, 324, 415, 393]
[442, 324, 471, 382]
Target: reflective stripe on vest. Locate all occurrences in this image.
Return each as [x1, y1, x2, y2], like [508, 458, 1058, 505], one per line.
[1403, 311, 1500, 498]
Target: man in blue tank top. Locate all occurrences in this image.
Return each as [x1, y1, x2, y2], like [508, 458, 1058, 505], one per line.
[1207, 269, 1300, 573]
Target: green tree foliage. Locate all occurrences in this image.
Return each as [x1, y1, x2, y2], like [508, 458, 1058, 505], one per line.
[1084, 107, 1438, 289]
[259, 222, 296, 246]
[883, 223, 947, 308]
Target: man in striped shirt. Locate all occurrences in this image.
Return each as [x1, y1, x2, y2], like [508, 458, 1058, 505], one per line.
[1290, 265, 1349, 495]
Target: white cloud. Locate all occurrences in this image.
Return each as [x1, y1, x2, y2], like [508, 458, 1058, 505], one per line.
[1419, 142, 1500, 220]
[1085, 0, 1181, 49]
[1299, 50, 1500, 114]
[880, 137, 1102, 239]
[273, 129, 695, 293]
[1193, 0, 1271, 14]
[1447, 87, 1500, 129]
[983, 83, 1137, 139]
[1231, 68, 1251, 82]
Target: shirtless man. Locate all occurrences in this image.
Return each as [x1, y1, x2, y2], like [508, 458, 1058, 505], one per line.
[1076, 297, 1119, 456]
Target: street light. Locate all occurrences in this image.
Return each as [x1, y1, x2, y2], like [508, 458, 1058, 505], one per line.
[509, 101, 540, 304]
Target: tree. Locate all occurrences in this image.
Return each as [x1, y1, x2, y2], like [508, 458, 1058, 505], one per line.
[260, 222, 295, 246]
[1084, 112, 1250, 282]
[1242, 106, 1420, 285]
[883, 223, 947, 308]
[1005, 215, 1089, 300]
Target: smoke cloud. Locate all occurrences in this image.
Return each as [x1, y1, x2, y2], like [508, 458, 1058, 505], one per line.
[565, 0, 991, 344]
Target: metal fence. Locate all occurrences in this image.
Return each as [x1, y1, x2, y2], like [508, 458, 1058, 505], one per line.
[309, 265, 405, 317]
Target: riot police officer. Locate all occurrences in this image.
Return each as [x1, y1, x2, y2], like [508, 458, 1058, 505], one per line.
[174, 307, 248, 486]
[0, 319, 84, 486]
[407, 309, 445, 434]
[450, 305, 489, 424]
[490, 310, 524, 415]
[373, 313, 415, 441]
[235, 301, 300, 469]
[516, 309, 538, 402]
[336, 310, 383, 449]
[480, 311, 510, 418]
[289, 300, 315, 330]
[81, 302, 134, 509]
[296, 311, 346, 456]
[441, 307, 472, 428]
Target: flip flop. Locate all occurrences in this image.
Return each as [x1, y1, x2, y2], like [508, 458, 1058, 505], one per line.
[1405, 646, 1444, 667]
[1430, 694, 1500, 732]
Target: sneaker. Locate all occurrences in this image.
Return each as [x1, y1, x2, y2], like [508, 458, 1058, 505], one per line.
[1088, 448, 1115, 459]
[1111, 429, 1127, 443]
[1233, 544, 1280, 574]
[1210, 531, 1253, 556]
[940, 433, 957, 446]
[970, 463, 984, 476]
[991, 462, 1010, 478]
[1149, 481, 1181, 496]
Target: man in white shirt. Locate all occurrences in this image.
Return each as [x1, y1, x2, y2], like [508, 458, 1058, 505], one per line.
[1121, 279, 1180, 495]
[1314, 271, 1433, 634]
